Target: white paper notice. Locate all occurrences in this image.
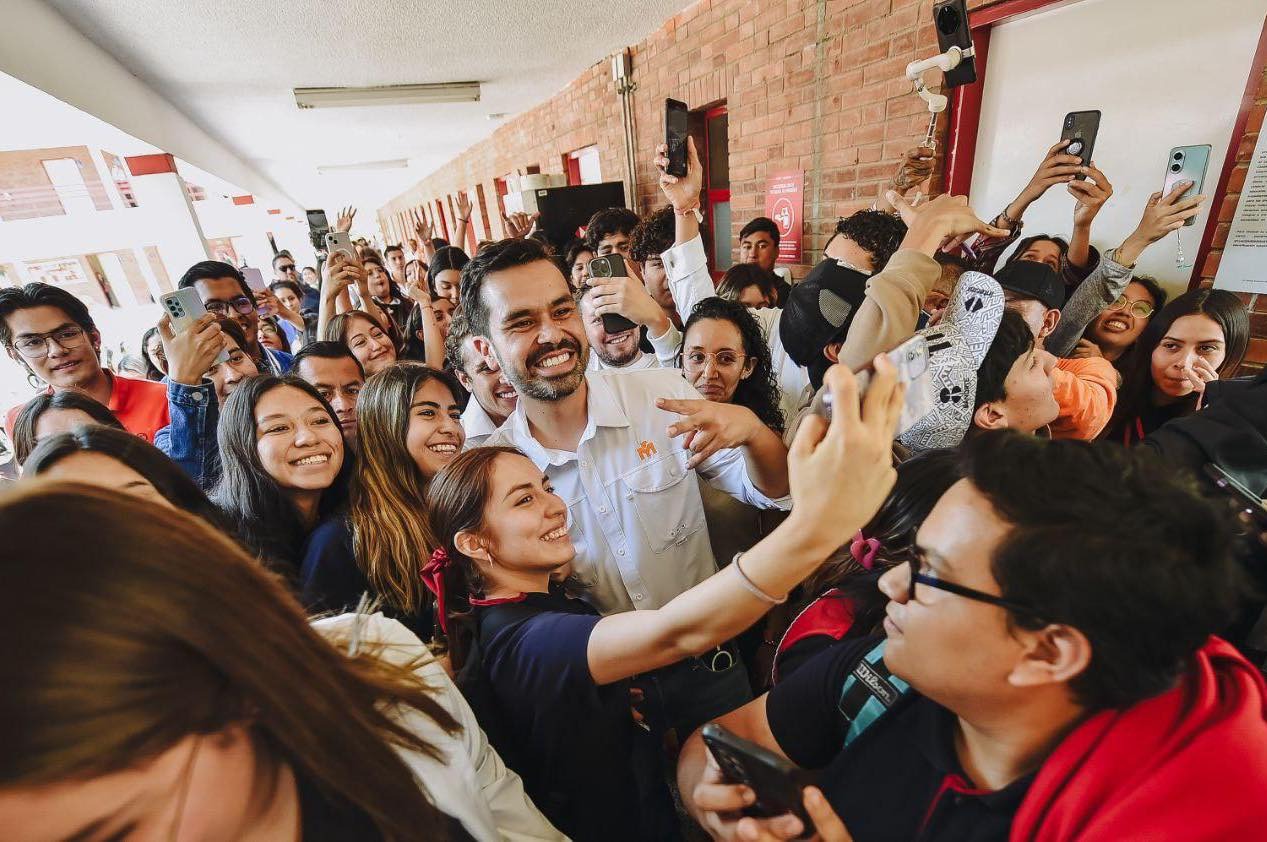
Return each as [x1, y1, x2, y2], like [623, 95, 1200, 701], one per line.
[1215, 128, 1267, 294]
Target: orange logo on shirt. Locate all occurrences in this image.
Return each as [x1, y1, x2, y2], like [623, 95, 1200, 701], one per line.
[637, 440, 657, 460]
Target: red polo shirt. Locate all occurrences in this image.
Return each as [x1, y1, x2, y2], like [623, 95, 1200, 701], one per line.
[4, 373, 170, 444]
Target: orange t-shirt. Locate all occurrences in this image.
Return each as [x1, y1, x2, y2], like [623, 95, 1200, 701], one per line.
[4, 374, 171, 444]
[1050, 357, 1119, 441]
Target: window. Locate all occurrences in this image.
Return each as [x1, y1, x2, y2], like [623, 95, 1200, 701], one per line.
[42, 158, 94, 215]
[695, 105, 731, 277]
[566, 145, 602, 186]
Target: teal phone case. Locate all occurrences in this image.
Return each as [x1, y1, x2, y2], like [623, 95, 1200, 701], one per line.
[1163, 145, 1212, 226]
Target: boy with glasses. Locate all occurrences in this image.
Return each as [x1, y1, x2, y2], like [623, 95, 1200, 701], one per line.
[1, 283, 169, 442]
[179, 261, 293, 375]
[679, 431, 1267, 841]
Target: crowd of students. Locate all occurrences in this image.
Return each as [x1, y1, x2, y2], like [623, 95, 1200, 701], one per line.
[2, 122, 1266, 842]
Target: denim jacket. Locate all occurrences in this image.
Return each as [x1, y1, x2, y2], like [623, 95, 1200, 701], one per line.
[154, 378, 220, 488]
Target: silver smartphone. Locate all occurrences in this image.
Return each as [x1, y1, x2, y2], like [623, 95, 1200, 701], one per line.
[158, 288, 229, 363]
[1163, 145, 1212, 227]
[324, 231, 356, 262]
[810, 334, 933, 434]
[241, 266, 267, 294]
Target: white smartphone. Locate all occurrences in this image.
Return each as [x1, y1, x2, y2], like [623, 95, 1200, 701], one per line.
[324, 231, 356, 262]
[159, 288, 229, 364]
[810, 334, 933, 434]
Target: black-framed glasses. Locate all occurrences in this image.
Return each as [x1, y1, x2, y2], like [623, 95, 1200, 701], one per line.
[906, 556, 1044, 619]
[1106, 296, 1154, 319]
[12, 325, 88, 359]
[205, 296, 256, 316]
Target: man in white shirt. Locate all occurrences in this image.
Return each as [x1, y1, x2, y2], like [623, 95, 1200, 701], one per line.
[464, 236, 791, 735]
[446, 311, 517, 447]
[579, 275, 681, 372]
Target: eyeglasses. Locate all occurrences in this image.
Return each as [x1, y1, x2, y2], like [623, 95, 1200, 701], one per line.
[683, 350, 747, 371]
[1106, 296, 1154, 319]
[906, 556, 1044, 620]
[205, 296, 256, 316]
[12, 325, 88, 359]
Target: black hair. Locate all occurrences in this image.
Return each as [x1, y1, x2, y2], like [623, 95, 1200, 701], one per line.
[680, 298, 785, 433]
[443, 310, 474, 375]
[458, 238, 555, 337]
[179, 261, 250, 299]
[834, 210, 907, 272]
[291, 340, 366, 379]
[975, 308, 1035, 409]
[1002, 235, 1070, 272]
[271, 253, 294, 270]
[11, 391, 124, 465]
[583, 207, 641, 252]
[1105, 288, 1250, 443]
[794, 448, 961, 635]
[211, 375, 353, 580]
[139, 326, 165, 380]
[933, 250, 971, 274]
[717, 264, 781, 306]
[270, 279, 304, 301]
[0, 283, 97, 348]
[427, 246, 470, 298]
[213, 314, 250, 355]
[25, 425, 230, 531]
[961, 430, 1246, 710]
[739, 216, 781, 247]
[431, 237, 449, 251]
[629, 206, 677, 263]
[383, 244, 404, 257]
[1128, 274, 1168, 312]
[564, 238, 593, 271]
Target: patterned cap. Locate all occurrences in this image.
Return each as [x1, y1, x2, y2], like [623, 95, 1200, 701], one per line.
[897, 271, 1005, 452]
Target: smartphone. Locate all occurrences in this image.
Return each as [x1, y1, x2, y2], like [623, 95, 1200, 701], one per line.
[933, 0, 976, 88]
[1060, 111, 1100, 178]
[811, 334, 933, 434]
[306, 209, 330, 235]
[325, 231, 356, 262]
[587, 253, 639, 334]
[701, 724, 814, 837]
[1203, 463, 1267, 530]
[1163, 145, 1212, 226]
[159, 288, 229, 363]
[665, 98, 690, 178]
[241, 267, 267, 294]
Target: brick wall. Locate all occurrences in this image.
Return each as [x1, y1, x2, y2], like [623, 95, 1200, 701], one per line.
[1198, 59, 1267, 372]
[0, 146, 112, 221]
[380, 0, 989, 275]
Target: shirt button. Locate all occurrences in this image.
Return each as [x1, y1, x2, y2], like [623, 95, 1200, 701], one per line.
[617, 548, 626, 556]
[599, 506, 607, 514]
[634, 594, 643, 601]
[190, 391, 204, 402]
[580, 459, 589, 467]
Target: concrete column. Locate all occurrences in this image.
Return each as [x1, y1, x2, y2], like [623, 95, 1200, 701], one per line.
[124, 153, 209, 279]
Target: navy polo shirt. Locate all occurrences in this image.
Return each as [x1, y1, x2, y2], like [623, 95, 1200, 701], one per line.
[476, 589, 676, 842]
[766, 636, 1033, 841]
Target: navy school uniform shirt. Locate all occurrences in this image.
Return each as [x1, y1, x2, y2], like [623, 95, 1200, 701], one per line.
[298, 519, 435, 642]
[765, 636, 1033, 841]
[473, 589, 676, 842]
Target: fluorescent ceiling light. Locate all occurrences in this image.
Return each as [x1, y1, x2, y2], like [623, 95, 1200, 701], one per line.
[294, 82, 480, 109]
[316, 159, 409, 174]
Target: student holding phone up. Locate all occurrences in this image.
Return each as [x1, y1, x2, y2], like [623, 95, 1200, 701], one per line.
[421, 361, 903, 842]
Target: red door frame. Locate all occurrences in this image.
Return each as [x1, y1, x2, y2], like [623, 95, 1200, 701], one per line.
[945, 0, 1267, 289]
[703, 105, 730, 281]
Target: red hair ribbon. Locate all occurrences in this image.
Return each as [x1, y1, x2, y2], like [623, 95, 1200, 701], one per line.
[421, 547, 451, 634]
[849, 531, 882, 571]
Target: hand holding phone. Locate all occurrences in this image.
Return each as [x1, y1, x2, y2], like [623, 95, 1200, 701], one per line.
[325, 231, 357, 262]
[158, 290, 229, 378]
[587, 254, 639, 334]
[1059, 111, 1100, 178]
[665, 98, 689, 178]
[1162, 145, 1211, 227]
[811, 334, 932, 434]
[700, 724, 815, 838]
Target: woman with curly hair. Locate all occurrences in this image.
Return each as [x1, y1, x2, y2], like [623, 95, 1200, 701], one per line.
[678, 297, 785, 435]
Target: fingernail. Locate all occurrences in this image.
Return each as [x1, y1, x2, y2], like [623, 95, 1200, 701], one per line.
[742, 788, 756, 805]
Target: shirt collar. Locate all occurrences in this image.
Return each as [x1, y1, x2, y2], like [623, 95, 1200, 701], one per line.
[503, 370, 629, 468]
[461, 398, 500, 438]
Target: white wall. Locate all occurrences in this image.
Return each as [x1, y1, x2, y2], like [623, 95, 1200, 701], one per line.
[969, 0, 1267, 291]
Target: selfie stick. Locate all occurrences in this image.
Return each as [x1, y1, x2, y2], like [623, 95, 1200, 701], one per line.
[905, 45, 974, 149]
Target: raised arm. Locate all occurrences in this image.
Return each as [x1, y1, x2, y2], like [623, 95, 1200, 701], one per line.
[401, 269, 445, 369]
[155, 313, 227, 486]
[454, 192, 473, 252]
[1066, 163, 1113, 272]
[873, 146, 935, 214]
[317, 252, 360, 340]
[584, 361, 903, 686]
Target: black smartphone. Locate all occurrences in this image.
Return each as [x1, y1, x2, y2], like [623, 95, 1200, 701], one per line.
[1060, 111, 1101, 178]
[666, 98, 689, 178]
[933, 0, 976, 88]
[1204, 464, 1267, 531]
[701, 723, 815, 838]
[587, 254, 639, 334]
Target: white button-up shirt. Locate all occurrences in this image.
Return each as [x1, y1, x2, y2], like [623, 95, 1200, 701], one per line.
[661, 236, 813, 426]
[461, 398, 502, 448]
[482, 368, 791, 615]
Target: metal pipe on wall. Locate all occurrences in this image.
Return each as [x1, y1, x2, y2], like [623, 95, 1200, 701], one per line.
[612, 49, 639, 212]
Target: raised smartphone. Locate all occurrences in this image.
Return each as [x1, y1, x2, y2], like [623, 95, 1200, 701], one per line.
[324, 231, 356, 262]
[933, 0, 976, 88]
[241, 266, 267, 294]
[306, 208, 330, 235]
[1163, 145, 1212, 226]
[587, 253, 639, 334]
[665, 98, 689, 178]
[1060, 110, 1101, 178]
[158, 288, 229, 363]
[811, 334, 933, 434]
[701, 723, 814, 838]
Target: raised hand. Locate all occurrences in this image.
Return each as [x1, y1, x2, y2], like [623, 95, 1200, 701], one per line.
[158, 313, 225, 387]
[888, 192, 1012, 255]
[456, 191, 473, 221]
[891, 146, 936, 193]
[1117, 181, 1205, 265]
[502, 211, 538, 239]
[335, 205, 357, 234]
[1069, 163, 1113, 227]
[413, 208, 434, 243]
[1018, 140, 1085, 206]
[588, 274, 666, 331]
[655, 136, 704, 212]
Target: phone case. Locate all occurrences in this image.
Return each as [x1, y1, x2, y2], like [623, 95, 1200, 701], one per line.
[587, 254, 639, 333]
[665, 98, 689, 178]
[325, 231, 356, 261]
[1060, 111, 1101, 178]
[701, 724, 814, 837]
[159, 289, 229, 363]
[241, 267, 268, 293]
[1163, 145, 1212, 226]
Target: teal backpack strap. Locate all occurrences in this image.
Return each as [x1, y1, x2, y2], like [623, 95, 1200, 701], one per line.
[836, 640, 912, 749]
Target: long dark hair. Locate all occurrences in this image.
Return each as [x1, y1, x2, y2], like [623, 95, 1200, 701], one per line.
[680, 297, 785, 433]
[139, 326, 165, 380]
[427, 246, 470, 298]
[0, 481, 459, 841]
[1104, 288, 1250, 443]
[717, 263, 781, 307]
[24, 425, 230, 532]
[11, 390, 124, 465]
[212, 375, 353, 579]
[1000, 234, 1070, 272]
[425, 446, 523, 670]
[792, 448, 961, 635]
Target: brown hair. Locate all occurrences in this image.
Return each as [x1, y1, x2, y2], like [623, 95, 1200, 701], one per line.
[0, 481, 459, 840]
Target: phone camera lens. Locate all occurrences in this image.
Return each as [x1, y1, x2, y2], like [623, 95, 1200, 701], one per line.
[1173, 151, 1185, 161]
[1170, 163, 1183, 173]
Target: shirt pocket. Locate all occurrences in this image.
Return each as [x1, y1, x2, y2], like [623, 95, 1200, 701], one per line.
[563, 495, 597, 588]
[620, 451, 706, 554]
